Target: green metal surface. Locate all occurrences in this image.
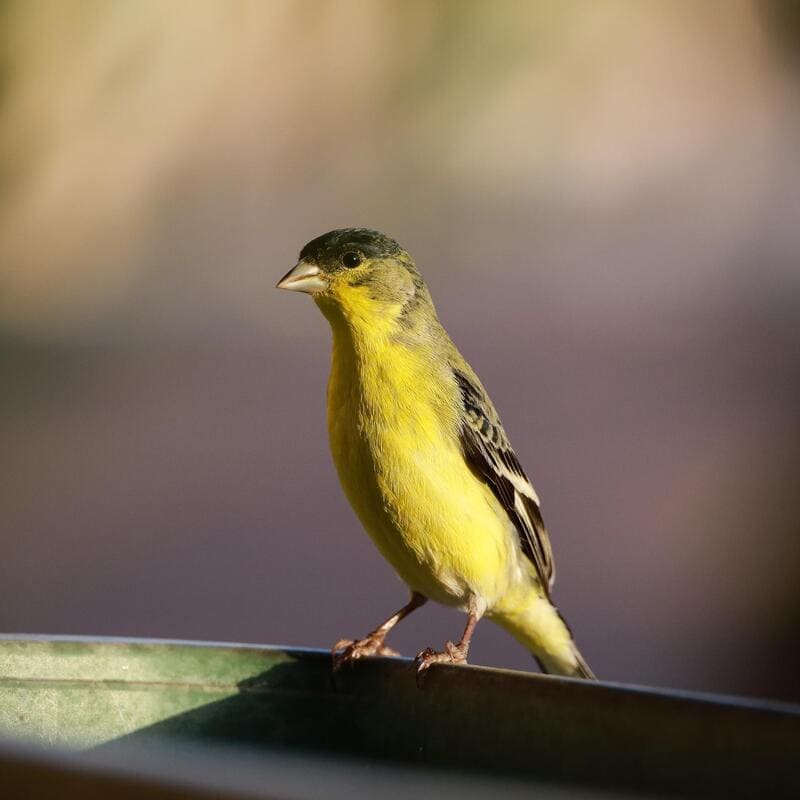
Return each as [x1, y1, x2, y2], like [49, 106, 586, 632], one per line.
[0, 637, 289, 748]
[1, 635, 799, 798]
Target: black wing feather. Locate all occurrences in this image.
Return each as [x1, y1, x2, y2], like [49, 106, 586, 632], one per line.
[454, 369, 555, 593]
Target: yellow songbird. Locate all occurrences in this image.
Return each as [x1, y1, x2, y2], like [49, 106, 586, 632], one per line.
[277, 228, 594, 679]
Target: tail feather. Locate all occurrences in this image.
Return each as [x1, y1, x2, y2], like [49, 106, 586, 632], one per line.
[493, 591, 596, 680]
[536, 643, 596, 680]
[571, 647, 596, 680]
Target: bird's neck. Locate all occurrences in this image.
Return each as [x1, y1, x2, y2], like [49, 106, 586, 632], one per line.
[320, 296, 433, 428]
[320, 293, 457, 443]
[316, 291, 405, 364]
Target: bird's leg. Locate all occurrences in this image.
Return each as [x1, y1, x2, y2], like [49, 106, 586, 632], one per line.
[415, 600, 483, 680]
[332, 592, 427, 670]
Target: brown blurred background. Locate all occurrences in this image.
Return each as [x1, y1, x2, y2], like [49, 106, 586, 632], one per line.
[1, 0, 799, 702]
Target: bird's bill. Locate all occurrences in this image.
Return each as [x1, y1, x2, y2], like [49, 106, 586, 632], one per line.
[275, 260, 327, 293]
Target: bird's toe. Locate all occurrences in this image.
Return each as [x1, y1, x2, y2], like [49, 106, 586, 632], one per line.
[332, 634, 400, 671]
[444, 640, 468, 663]
[414, 643, 469, 686]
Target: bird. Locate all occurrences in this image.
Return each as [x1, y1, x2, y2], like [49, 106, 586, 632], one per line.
[276, 228, 594, 680]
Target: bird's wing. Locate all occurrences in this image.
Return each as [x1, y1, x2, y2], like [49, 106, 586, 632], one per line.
[454, 368, 555, 593]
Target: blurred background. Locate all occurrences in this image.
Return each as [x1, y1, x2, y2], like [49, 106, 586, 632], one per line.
[1, 0, 799, 703]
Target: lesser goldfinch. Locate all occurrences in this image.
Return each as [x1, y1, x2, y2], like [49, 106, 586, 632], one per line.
[277, 229, 594, 679]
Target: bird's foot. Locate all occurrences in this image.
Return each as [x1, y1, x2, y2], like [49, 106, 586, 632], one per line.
[414, 641, 468, 684]
[331, 634, 401, 671]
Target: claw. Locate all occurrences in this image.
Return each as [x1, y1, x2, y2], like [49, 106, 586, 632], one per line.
[331, 639, 355, 671]
[414, 641, 468, 686]
[331, 634, 401, 671]
[332, 638, 355, 655]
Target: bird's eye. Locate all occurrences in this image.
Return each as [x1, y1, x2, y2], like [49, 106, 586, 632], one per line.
[341, 252, 362, 268]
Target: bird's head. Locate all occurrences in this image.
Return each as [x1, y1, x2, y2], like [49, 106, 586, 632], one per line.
[277, 228, 432, 329]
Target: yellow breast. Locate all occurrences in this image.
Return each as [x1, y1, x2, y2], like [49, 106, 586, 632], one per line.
[321, 294, 519, 608]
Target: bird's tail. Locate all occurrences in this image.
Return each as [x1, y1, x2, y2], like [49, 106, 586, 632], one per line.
[491, 590, 596, 680]
[538, 642, 596, 680]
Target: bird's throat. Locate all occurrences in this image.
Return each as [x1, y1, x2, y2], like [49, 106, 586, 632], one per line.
[316, 291, 405, 356]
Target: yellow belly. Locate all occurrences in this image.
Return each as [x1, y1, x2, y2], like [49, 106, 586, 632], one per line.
[326, 329, 520, 609]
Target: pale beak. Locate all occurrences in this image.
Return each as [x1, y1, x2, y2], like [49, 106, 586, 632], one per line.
[276, 260, 327, 294]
